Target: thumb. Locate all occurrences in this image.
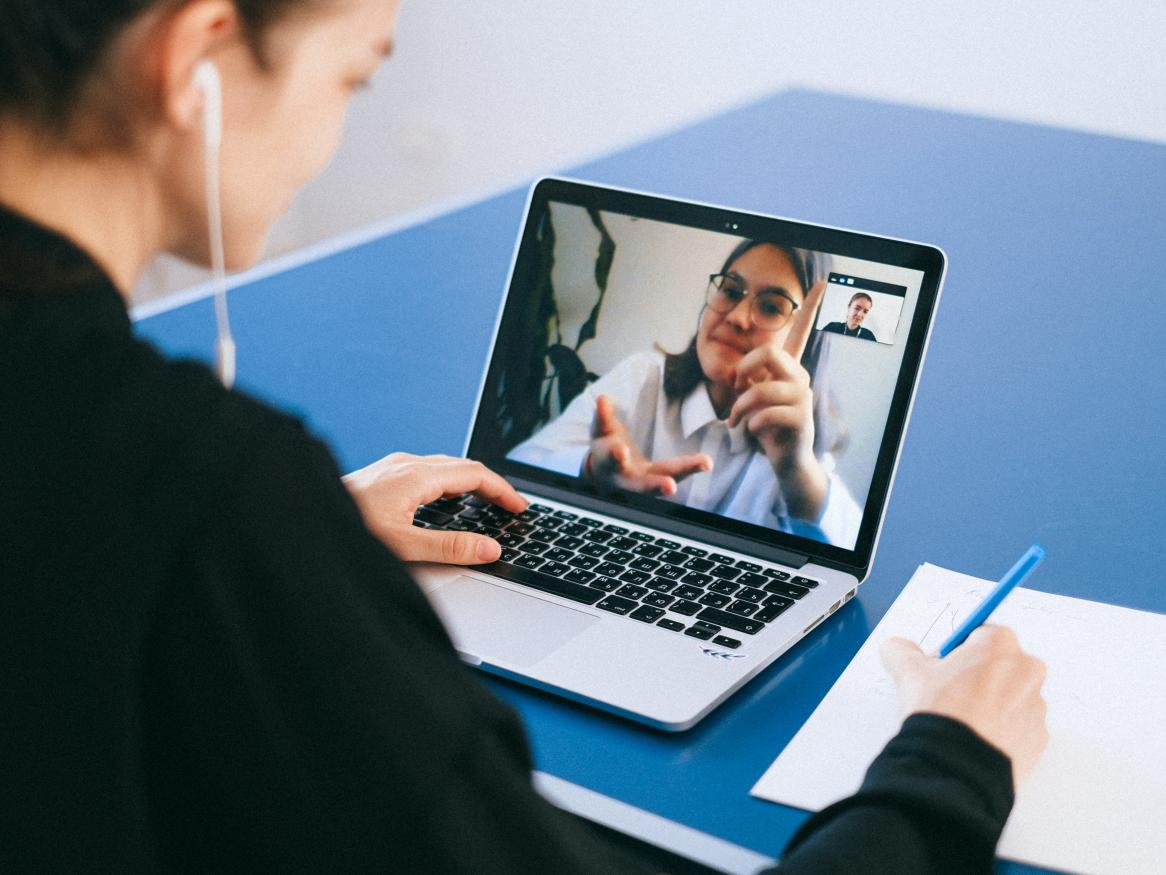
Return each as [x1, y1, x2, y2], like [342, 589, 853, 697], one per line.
[880, 636, 929, 684]
[397, 528, 501, 565]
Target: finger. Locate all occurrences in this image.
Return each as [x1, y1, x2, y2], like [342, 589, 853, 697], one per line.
[646, 453, 713, 480]
[728, 381, 802, 428]
[733, 345, 800, 393]
[416, 458, 528, 514]
[594, 394, 620, 437]
[623, 472, 678, 497]
[394, 527, 502, 565]
[880, 636, 929, 682]
[783, 279, 827, 360]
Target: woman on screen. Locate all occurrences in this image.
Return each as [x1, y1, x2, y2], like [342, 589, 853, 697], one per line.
[510, 239, 863, 547]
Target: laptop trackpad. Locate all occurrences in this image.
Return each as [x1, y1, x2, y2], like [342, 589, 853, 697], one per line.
[429, 575, 599, 667]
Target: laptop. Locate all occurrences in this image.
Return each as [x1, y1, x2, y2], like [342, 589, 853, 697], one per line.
[412, 177, 944, 730]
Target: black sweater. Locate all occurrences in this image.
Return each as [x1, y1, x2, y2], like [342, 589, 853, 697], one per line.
[0, 203, 1013, 872]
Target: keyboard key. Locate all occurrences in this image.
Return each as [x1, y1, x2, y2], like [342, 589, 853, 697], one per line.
[727, 600, 759, 617]
[414, 507, 454, 526]
[589, 576, 620, 593]
[632, 543, 663, 558]
[411, 520, 430, 528]
[709, 564, 741, 581]
[643, 593, 674, 609]
[499, 547, 519, 563]
[540, 562, 571, 577]
[528, 528, 559, 543]
[463, 496, 488, 508]
[683, 557, 714, 572]
[579, 543, 609, 558]
[669, 600, 702, 616]
[616, 584, 649, 600]
[791, 576, 820, 589]
[553, 509, 578, 520]
[506, 521, 535, 536]
[629, 531, 655, 542]
[707, 580, 740, 596]
[474, 525, 502, 539]
[583, 529, 613, 544]
[609, 536, 638, 551]
[538, 517, 564, 530]
[681, 571, 712, 587]
[709, 553, 735, 564]
[684, 626, 714, 640]
[644, 577, 676, 593]
[735, 560, 763, 573]
[530, 504, 554, 513]
[657, 618, 685, 632]
[764, 581, 810, 599]
[602, 523, 629, 534]
[515, 554, 546, 570]
[695, 620, 722, 633]
[695, 607, 765, 635]
[737, 587, 766, 604]
[618, 569, 652, 586]
[656, 564, 685, 581]
[659, 550, 688, 566]
[458, 508, 487, 522]
[762, 568, 791, 580]
[657, 539, 681, 550]
[446, 519, 476, 531]
[595, 561, 624, 577]
[579, 517, 603, 528]
[681, 546, 708, 557]
[559, 523, 588, 537]
[567, 555, 600, 570]
[698, 592, 731, 608]
[544, 548, 573, 563]
[521, 541, 549, 556]
[629, 557, 660, 573]
[564, 568, 596, 584]
[673, 584, 703, 601]
[630, 605, 665, 623]
[712, 635, 742, 649]
[516, 509, 542, 522]
[479, 560, 603, 605]
[754, 602, 791, 623]
[764, 593, 795, 608]
[497, 533, 525, 549]
[606, 549, 635, 565]
[596, 595, 637, 615]
[555, 535, 584, 551]
[738, 571, 769, 588]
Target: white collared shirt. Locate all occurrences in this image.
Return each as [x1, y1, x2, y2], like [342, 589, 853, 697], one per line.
[508, 351, 862, 547]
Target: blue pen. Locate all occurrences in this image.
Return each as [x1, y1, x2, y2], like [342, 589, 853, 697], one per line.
[937, 544, 1046, 657]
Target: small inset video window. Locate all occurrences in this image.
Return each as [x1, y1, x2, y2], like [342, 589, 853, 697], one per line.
[815, 273, 906, 345]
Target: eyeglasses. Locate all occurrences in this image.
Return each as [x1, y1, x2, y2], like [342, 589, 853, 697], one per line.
[706, 273, 799, 331]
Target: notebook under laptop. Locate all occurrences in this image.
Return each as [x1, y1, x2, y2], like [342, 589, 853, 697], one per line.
[412, 177, 944, 730]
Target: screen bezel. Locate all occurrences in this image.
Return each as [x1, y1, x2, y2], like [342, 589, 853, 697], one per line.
[466, 177, 945, 579]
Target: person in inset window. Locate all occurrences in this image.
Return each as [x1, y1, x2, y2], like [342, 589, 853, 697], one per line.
[823, 291, 877, 341]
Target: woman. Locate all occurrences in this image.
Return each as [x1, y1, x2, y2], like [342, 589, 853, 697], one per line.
[1, 0, 1046, 871]
[511, 239, 863, 546]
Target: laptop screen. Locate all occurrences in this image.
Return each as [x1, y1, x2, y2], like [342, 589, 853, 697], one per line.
[469, 179, 943, 575]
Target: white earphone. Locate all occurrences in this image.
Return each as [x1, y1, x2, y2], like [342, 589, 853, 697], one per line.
[193, 59, 235, 388]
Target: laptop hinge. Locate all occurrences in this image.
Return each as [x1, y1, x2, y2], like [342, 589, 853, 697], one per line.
[509, 477, 811, 569]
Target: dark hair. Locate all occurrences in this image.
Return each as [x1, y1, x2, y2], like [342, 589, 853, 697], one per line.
[848, 291, 873, 306]
[0, 0, 317, 133]
[662, 239, 830, 399]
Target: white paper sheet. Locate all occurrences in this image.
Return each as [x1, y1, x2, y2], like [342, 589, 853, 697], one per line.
[751, 563, 1166, 875]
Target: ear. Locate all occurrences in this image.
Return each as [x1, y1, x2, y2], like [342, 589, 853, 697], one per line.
[146, 0, 240, 134]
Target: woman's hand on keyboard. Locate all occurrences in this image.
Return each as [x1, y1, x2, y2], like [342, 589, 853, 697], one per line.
[343, 453, 527, 564]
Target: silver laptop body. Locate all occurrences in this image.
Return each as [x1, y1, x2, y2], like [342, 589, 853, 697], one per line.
[413, 178, 945, 730]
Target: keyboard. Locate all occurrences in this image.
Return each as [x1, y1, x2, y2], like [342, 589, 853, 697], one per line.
[414, 495, 820, 649]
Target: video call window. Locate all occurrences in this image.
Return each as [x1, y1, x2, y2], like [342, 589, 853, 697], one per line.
[816, 273, 907, 345]
[487, 201, 923, 552]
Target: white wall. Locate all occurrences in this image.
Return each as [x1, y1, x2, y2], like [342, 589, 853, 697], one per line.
[135, 0, 1166, 302]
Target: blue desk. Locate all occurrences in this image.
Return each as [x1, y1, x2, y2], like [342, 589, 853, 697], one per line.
[137, 90, 1166, 874]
